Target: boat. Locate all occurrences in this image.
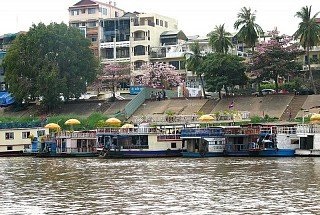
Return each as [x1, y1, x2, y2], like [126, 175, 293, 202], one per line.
[295, 124, 320, 156]
[0, 122, 48, 157]
[224, 125, 260, 157]
[33, 130, 98, 158]
[248, 125, 297, 157]
[96, 123, 183, 158]
[180, 127, 225, 157]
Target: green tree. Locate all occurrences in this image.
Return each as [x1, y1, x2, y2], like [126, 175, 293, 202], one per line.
[185, 42, 206, 98]
[293, 5, 320, 94]
[208, 24, 233, 54]
[3, 22, 99, 111]
[251, 32, 305, 91]
[201, 53, 248, 98]
[234, 7, 263, 53]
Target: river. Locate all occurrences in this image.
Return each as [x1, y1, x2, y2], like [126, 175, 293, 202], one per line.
[0, 157, 320, 214]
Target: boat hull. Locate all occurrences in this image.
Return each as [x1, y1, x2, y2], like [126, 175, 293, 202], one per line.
[99, 149, 182, 159]
[225, 151, 250, 157]
[35, 152, 98, 158]
[249, 149, 295, 157]
[295, 149, 320, 157]
[0, 151, 34, 157]
[182, 151, 224, 158]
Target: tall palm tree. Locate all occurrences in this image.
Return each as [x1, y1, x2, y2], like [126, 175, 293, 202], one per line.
[208, 24, 233, 54]
[185, 41, 206, 98]
[293, 5, 320, 94]
[234, 7, 263, 54]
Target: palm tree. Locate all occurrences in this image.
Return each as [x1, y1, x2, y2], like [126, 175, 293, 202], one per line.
[293, 5, 320, 94]
[208, 24, 233, 54]
[234, 7, 263, 54]
[185, 42, 206, 98]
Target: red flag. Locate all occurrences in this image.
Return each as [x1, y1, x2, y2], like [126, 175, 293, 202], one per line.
[229, 100, 234, 109]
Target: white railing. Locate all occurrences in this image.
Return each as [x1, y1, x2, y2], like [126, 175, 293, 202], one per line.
[296, 124, 320, 134]
[97, 127, 158, 135]
[56, 132, 96, 138]
[277, 127, 297, 135]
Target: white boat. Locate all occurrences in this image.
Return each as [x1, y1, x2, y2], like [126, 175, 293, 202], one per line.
[96, 123, 184, 158]
[295, 124, 320, 156]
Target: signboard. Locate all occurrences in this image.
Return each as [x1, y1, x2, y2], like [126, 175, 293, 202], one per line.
[130, 86, 144, 95]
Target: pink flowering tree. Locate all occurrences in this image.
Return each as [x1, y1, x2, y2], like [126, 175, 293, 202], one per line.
[251, 29, 305, 91]
[93, 63, 130, 101]
[135, 62, 182, 89]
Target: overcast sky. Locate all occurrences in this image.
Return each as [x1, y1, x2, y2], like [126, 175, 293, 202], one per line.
[1, 0, 320, 36]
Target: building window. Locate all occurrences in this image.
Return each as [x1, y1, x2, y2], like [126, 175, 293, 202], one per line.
[91, 37, 97, 42]
[165, 21, 168, 28]
[169, 61, 179, 70]
[5, 132, 14, 140]
[156, 19, 159, 25]
[22, 131, 31, 139]
[37, 130, 45, 137]
[81, 9, 86, 14]
[102, 8, 107, 15]
[115, 11, 119, 17]
[7, 146, 13, 151]
[171, 142, 177, 148]
[87, 21, 96, 27]
[71, 10, 79, 16]
[160, 20, 163, 26]
[88, 8, 96, 14]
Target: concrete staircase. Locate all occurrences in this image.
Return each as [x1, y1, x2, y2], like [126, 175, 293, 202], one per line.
[280, 95, 308, 120]
[198, 99, 219, 114]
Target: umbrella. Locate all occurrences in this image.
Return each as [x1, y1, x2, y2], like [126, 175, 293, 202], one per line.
[45, 123, 61, 130]
[198, 114, 214, 122]
[121, 123, 134, 128]
[65, 119, 81, 125]
[65, 119, 81, 131]
[106, 118, 121, 126]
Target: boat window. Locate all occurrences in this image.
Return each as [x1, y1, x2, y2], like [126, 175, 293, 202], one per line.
[5, 132, 14, 140]
[7, 146, 13, 150]
[171, 142, 176, 148]
[22, 131, 31, 139]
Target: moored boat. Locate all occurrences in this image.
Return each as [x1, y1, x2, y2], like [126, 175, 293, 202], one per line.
[224, 125, 260, 157]
[295, 124, 320, 156]
[249, 125, 297, 157]
[0, 122, 48, 157]
[180, 127, 225, 157]
[33, 130, 98, 158]
[97, 123, 183, 158]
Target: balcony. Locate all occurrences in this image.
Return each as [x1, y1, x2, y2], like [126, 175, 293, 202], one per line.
[134, 37, 146, 41]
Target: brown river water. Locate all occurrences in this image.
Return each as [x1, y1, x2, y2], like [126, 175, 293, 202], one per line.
[0, 157, 320, 215]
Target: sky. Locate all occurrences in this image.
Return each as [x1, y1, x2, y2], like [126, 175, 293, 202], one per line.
[1, 0, 320, 36]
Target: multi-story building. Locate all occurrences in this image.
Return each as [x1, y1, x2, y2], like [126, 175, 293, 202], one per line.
[100, 12, 180, 75]
[0, 33, 20, 91]
[68, 0, 125, 57]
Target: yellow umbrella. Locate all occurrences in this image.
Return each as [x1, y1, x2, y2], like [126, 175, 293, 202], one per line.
[309, 114, 320, 124]
[199, 114, 214, 122]
[45, 123, 61, 130]
[65, 119, 81, 125]
[106, 117, 121, 126]
[121, 123, 134, 128]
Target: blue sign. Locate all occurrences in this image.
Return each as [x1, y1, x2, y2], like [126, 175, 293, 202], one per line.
[130, 86, 144, 95]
